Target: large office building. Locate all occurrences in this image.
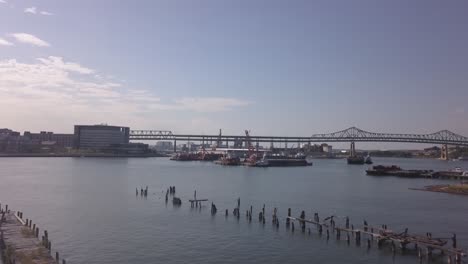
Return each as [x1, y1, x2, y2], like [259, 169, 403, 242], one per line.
[74, 125, 130, 149]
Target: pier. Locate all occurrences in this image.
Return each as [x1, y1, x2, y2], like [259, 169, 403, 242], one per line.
[1, 204, 66, 264]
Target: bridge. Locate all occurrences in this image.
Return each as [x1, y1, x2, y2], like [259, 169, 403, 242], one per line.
[130, 127, 468, 159]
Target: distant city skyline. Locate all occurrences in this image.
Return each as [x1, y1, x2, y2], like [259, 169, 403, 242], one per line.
[1, 0, 467, 150]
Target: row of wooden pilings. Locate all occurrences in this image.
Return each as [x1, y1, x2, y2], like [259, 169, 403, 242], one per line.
[0, 202, 67, 264]
[219, 202, 463, 264]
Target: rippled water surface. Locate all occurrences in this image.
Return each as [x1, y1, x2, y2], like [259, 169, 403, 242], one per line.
[0, 157, 467, 263]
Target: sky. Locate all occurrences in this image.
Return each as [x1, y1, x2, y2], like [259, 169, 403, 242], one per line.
[1, 0, 467, 149]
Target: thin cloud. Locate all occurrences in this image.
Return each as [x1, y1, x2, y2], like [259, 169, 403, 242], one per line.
[24, 6, 53, 15]
[0, 0, 6, 4]
[0, 56, 251, 127]
[40, 11, 53, 16]
[11, 33, 50, 47]
[0, 38, 14, 46]
[24, 6, 37, 14]
[37, 56, 94, 74]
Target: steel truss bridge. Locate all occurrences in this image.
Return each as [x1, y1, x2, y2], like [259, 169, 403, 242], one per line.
[130, 127, 468, 146]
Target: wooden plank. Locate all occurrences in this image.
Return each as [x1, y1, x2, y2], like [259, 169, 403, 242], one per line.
[188, 199, 208, 202]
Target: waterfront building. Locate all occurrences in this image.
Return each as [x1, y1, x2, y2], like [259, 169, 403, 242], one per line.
[74, 125, 130, 149]
[23, 131, 74, 148]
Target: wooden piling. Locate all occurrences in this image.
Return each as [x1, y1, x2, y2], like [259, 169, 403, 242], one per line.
[56, 251, 59, 262]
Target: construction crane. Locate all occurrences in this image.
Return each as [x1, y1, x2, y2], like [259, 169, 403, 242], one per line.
[245, 130, 256, 157]
[212, 129, 222, 150]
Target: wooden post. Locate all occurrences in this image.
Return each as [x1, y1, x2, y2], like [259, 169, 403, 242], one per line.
[48, 241, 51, 251]
[346, 233, 350, 244]
[25, 219, 28, 226]
[367, 238, 371, 249]
[291, 222, 295, 232]
[29, 220, 32, 228]
[36, 227, 39, 238]
[286, 208, 291, 226]
[326, 229, 329, 240]
[63, 260, 66, 264]
[5, 204, 8, 212]
[225, 209, 228, 216]
[427, 247, 432, 258]
[56, 252, 59, 262]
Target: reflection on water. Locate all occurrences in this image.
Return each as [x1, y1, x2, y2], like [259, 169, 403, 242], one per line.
[0, 157, 466, 264]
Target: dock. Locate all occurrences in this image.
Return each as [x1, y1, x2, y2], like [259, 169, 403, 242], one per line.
[1, 205, 66, 264]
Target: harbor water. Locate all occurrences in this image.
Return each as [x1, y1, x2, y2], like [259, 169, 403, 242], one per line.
[0, 157, 467, 264]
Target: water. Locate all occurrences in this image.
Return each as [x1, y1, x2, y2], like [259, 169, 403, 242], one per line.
[0, 157, 467, 263]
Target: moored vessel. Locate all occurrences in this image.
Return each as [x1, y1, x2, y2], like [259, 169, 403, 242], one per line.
[347, 155, 365, 164]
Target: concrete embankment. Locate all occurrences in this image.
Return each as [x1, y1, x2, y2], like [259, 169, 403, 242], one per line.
[1, 205, 65, 264]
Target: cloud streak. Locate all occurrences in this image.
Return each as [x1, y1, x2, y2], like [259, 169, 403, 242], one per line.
[24, 6, 37, 14]
[0, 38, 13, 46]
[24, 7, 53, 15]
[40, 11, 53, 15]
[11, 33, 50, 47]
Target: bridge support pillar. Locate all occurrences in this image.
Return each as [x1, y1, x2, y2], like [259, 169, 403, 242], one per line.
[350, 142, 356, 157]
[174, 140, 177, 153]
[441, 144, 449, 160]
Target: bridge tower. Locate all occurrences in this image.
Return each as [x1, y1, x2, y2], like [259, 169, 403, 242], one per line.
[350, 141, 356, 157]
[441, 144, 449, 160]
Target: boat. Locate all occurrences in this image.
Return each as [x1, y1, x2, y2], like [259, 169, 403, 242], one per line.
[199, 152, 223, 161]
[259, 152, 312, 167]
[366, 165, 402, 175]
[458, 156, 468, 161]
[170, 152, 198, 161]
[364, 154, 373, 164]
[347, 155, 365, 165]
[215, 152, 241, 166]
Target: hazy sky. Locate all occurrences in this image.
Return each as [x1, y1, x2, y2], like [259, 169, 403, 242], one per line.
[1, 0, 467, 149]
